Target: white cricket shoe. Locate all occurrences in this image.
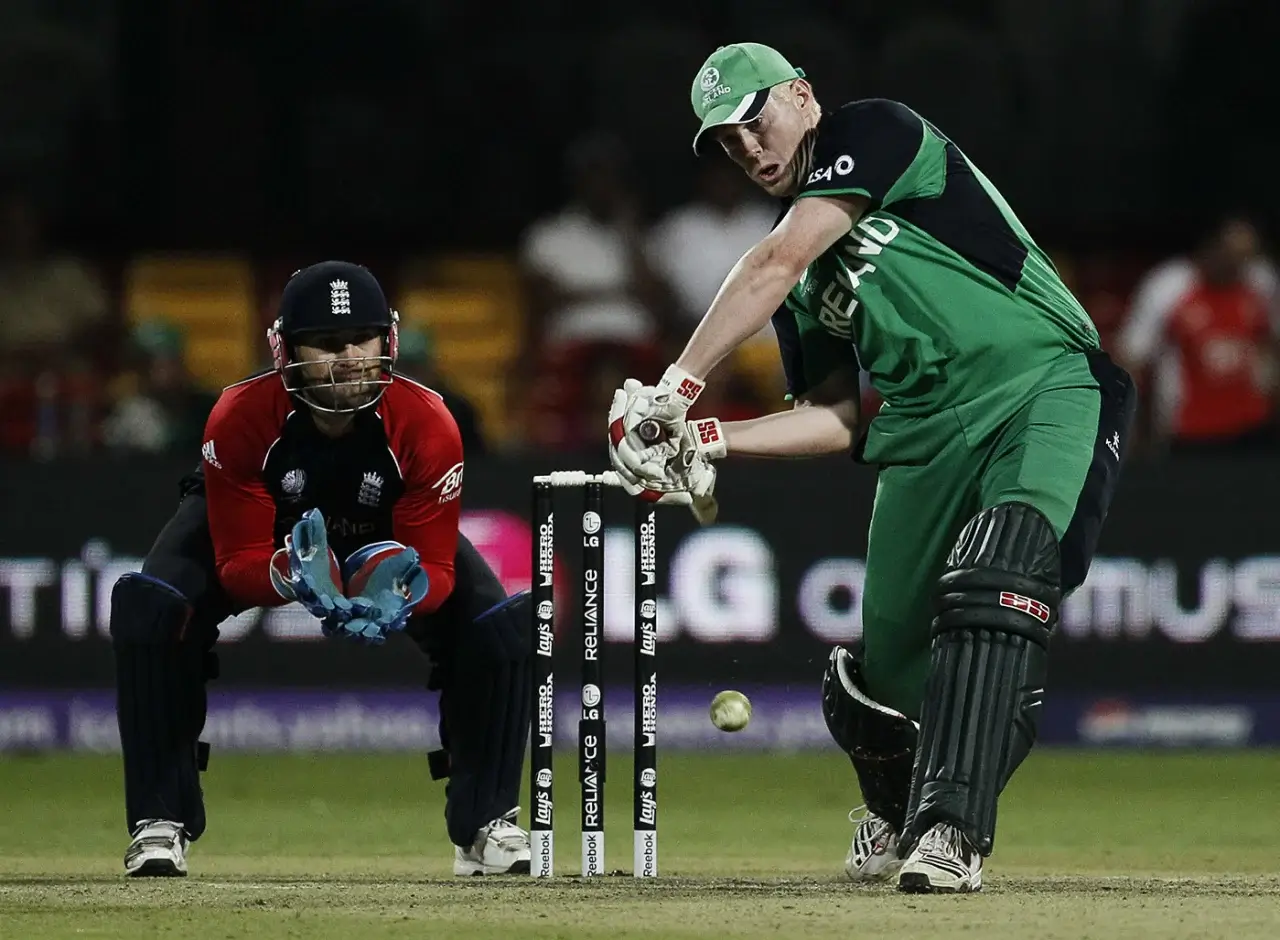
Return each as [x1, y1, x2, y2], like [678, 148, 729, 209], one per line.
[843, 806, 903, 882]
[124, 819, 189, 877]
[897, 823, 983, 894]
[453, 808, 532, 876]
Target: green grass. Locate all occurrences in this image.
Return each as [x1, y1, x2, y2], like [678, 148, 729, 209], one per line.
[1, 749, 1278, 938]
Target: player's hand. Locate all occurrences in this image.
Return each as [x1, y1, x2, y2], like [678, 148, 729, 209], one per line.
[609, 379, 681, 485]
[270, 509, 354, 623]
[610, 365, 707, 469]
[612, 467, 718, 525]
[337, 542, 429, 646]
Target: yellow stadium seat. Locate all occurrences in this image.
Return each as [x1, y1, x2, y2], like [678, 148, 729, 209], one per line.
[734, 336, 787, 406]
[123, 254, 256, 390]
[399, 287, 504, 338]
[431, 333, 519, 372]
[399, 255, 525, 331]
[397, 254, 528, 449]
[444, 375, 508, 442]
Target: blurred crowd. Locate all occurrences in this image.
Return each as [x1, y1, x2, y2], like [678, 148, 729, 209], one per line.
[1, 1, 1278, 461]
[2, 150, 1278, 461]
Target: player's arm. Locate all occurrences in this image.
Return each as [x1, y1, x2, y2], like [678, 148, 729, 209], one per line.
[709, 299, 860, 457]
[202, 397, 286, 608]
[721, 363, 860, 458]
[674, 195, 867, 379]
[675, 99, 933, 380]
[391, 401, 465, 615]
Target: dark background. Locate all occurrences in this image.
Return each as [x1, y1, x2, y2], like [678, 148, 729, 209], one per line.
[9, 0, 1280, 255]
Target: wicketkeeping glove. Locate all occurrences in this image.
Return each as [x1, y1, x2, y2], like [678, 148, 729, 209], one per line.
[338, 542, 430, 646]
[270, 509, 354, 625]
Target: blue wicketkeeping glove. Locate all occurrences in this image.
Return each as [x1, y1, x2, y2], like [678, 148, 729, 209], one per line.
[339, 543, 430, 646]
[270, 509, 354, 628]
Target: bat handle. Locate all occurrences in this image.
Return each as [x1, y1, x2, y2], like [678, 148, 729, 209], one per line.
[636, 419, 663, 444]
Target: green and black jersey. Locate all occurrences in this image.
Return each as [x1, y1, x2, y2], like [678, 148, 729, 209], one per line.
[772, 98, 1101, 462]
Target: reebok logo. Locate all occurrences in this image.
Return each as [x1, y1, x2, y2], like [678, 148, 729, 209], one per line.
[1000, 591, 1051, 624]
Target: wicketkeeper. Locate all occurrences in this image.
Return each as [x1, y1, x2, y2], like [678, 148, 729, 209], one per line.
[110, 261, 532, 877]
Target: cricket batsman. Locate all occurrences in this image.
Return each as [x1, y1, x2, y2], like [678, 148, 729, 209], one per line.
[608, 43, 1137, 893]
[109, 261, 532, 877]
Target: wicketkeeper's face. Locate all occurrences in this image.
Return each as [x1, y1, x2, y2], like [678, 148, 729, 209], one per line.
[292, 330, 388, 412]
[712, 81, 815, 198]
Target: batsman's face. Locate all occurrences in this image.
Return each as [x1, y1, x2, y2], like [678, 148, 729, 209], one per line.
[294, 330, 386, 410]
[713, 81, 816, 198]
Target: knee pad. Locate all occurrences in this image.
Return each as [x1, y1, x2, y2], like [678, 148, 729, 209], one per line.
[821, 645, 917, 832]
[109, 573, 193, 645]
[433, 591, 532, 847]
[902, 502, 1059, 856]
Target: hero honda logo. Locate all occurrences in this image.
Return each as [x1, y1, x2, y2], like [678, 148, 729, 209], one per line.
[639, 674, 657, 748]
[535, 514, 554, 657]
[537, 677, 555, 748]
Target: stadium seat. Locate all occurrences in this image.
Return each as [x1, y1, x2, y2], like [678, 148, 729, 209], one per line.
[122, 255, 256, 390]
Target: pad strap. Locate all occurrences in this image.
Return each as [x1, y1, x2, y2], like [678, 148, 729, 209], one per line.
[821, 646, 916, 832]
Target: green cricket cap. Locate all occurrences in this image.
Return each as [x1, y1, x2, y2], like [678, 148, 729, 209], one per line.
[690, 43, 805, 154]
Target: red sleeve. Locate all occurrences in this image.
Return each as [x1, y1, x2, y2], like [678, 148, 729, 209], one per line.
[389, 387, 464, 614]
[203, 386, 286, 609]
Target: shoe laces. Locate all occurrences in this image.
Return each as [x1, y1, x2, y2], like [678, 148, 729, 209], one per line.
[847, 805, 895, 848]
[919, 824, 965, 859]
[131, 819, 183, 840]
[485, 808, 530, 850]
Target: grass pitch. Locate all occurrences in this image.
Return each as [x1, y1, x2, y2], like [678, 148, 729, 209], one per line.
[1, 749, 1277, 938]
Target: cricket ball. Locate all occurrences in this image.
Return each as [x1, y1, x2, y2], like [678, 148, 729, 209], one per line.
[710, 690, 752, 733]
